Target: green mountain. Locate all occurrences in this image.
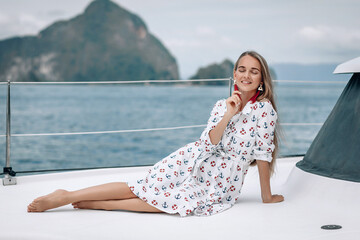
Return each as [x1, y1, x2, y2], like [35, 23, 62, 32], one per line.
[190, 59, 277, 85]
[190, 59, 234, 85]
[0, 0, 179, 82]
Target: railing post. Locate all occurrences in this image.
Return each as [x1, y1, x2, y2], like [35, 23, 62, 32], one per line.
[229, 77, 233, 97]
[3, 79, 17, 186]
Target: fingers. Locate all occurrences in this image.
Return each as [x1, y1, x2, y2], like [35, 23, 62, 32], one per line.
[231, 92, 242, 107]
[232, 91, 242, 101]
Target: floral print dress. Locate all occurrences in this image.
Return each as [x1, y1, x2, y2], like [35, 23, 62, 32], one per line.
[127, 98, 277, 217]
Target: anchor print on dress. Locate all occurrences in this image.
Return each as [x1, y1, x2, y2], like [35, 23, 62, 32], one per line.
[270, 109, 275, 116]
[230, 136, 237, 145]
[168, 164, 174, 169]
[198, 176, 205, 183]
[249, 127, 255, 137]
[180, 170, 185, 176]
[226, 196, 232, 202]
[234, 175, 240, 181]
[176, 181, 181, 187]
[174, 194, 181, 200]
[259, 102, 265, 108]
[137, 179, 143, 184]
[251, 115, 256, 122]
[162, 202, 168, 208]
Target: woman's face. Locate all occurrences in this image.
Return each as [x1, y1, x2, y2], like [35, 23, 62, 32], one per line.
[233, 55, 262, 94]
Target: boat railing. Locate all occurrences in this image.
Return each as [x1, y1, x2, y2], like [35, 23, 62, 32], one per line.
[0, 78, 347, 185]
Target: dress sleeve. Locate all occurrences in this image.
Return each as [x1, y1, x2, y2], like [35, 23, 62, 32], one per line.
[253, 101, 277, 162]
[198, 99, 226, 153]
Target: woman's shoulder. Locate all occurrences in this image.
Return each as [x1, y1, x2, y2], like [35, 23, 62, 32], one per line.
[256, 98, 273, 106]
[255, 98, 277, 113]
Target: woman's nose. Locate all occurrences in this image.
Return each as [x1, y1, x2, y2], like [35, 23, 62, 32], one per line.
[244, 71, 250, 78]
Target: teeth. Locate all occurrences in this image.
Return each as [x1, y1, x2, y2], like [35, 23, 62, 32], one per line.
[242, 81, 251, 84]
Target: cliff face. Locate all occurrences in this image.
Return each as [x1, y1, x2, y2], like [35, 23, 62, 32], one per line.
[0, 0, 179, 82]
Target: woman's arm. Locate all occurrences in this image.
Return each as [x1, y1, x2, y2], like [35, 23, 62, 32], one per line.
[209, 91, 242, 145]
[257, 160, 284, 203]
[209, 112, 232, 145]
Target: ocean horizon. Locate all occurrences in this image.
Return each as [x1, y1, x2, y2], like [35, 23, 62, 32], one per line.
[0, 82, 346, 174]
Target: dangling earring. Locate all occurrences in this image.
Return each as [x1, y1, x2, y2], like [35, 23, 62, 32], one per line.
[258, 84, 263, 91]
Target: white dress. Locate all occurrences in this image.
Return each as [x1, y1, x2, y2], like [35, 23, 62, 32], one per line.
[127, 98, 277, 217]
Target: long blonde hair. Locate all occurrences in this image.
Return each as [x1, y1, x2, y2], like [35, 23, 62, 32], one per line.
[234, 50, 279, 176]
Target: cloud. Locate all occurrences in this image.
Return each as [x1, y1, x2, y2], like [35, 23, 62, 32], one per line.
[298, 26, 325, 40]
[297, 25, 360, 47]
[293, 25, 360, 63]
[196, 26, 216, 36]
[0, 13, 49, 39]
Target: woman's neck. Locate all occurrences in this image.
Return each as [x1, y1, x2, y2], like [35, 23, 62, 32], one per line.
[241, 90, 257, 104]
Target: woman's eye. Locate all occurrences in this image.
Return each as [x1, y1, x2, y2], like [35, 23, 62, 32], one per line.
[251, 71, 259, 74]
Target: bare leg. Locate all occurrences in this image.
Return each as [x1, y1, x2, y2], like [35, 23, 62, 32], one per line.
[72, 198, 163, 213]
[28, 182, 137, 212]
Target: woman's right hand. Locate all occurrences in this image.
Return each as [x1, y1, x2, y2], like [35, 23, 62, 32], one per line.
[225, 91, 242, 117]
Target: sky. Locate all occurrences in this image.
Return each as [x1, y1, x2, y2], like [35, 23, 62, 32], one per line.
[0, 0, 359, 78]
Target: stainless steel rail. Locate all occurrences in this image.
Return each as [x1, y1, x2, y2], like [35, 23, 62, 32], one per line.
[0, 77, 346, 184]
[3, 80, 16, 185]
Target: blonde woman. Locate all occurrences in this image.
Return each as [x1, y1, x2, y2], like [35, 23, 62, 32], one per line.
[28, 51, 284, 216]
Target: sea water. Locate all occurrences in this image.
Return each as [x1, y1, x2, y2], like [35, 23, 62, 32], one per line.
[0, 82, 346, 173]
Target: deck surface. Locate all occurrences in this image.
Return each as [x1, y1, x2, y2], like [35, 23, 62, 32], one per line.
[1, 157, 359, 240]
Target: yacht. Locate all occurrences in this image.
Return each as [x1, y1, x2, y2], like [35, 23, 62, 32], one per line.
[1, 58, 359, 240]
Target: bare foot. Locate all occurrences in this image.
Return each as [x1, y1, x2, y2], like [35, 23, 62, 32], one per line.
[27, 189, 70, 212]
[72, 200, 109, 210]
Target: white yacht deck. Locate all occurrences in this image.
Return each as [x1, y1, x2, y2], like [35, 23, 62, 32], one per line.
[1, 156, 359, 240]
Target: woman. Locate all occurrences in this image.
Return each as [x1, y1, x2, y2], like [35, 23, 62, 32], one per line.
[28, 51, 284, 216]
